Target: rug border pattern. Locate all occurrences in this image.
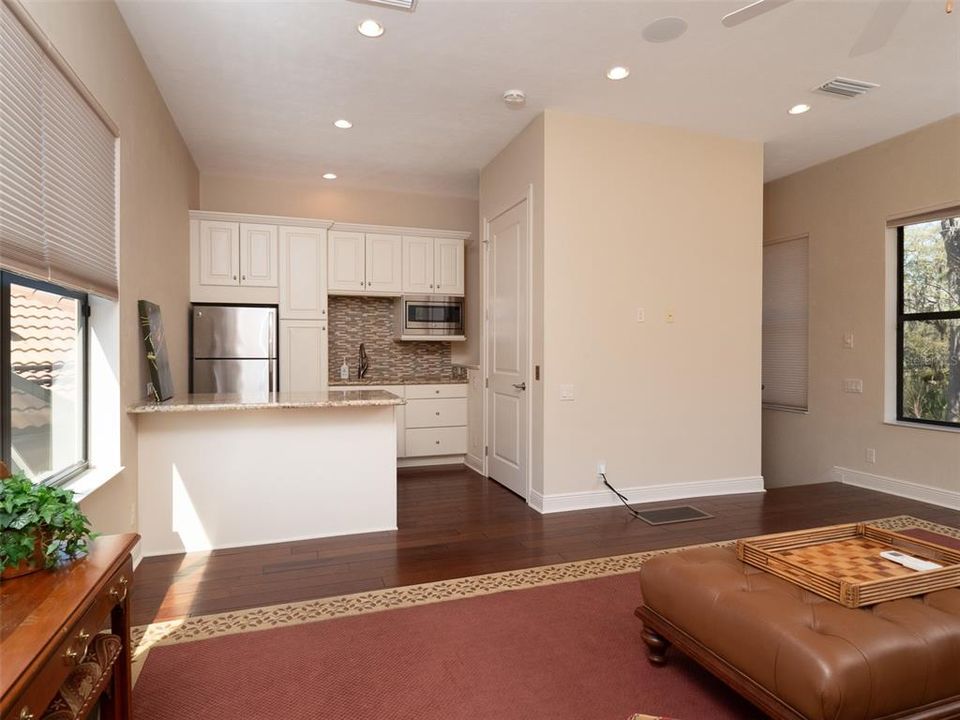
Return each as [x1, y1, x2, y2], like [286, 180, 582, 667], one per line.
[131, 515, 957, 657]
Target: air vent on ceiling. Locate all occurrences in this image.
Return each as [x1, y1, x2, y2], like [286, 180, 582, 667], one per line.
[814, 77, 879, 98]
[351, 0, 416, 10]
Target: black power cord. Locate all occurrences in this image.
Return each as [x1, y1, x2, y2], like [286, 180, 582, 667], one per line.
[600, 472, 643, 519]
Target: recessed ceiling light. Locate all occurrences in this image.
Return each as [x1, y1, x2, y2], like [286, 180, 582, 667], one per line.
[788, 103, 811, 115]
[334, 119, 353, 129]
[322, 173, 338, 180]
[357, 19, 384, 38]
[606, 66, 630, 81]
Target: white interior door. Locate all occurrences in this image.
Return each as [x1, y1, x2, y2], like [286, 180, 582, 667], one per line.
[486, 201, 528, 498]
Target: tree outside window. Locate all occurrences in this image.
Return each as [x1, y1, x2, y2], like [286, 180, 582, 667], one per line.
[898, 216, 960, 427]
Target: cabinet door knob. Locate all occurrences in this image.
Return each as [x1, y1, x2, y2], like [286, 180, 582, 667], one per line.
[435, 440, 440, 445]
[19, 708, 34, 720]
[242, 275, 246, 280]
[435, 411, 440, 416]
[233, 275, 237, 280]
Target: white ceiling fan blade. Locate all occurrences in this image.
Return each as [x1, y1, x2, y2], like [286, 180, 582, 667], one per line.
[849, 0, 911, 57]
[721, 0, 795, 28]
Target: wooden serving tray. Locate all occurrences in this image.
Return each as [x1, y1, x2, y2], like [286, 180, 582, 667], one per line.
[736, 522, 960, 608]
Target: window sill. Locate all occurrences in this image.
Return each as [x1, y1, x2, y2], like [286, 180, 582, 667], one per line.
[64, 465, 125, 501]
[883, 420, 960, 435]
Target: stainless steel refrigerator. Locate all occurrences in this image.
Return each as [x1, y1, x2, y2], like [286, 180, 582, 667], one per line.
[191, 305, 277, 394]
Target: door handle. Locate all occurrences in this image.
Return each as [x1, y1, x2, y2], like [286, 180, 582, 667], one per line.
[512, 382, 526, 391]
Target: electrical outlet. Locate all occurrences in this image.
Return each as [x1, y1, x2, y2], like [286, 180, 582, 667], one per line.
[597, 461, 606, 477]
[560, 384, 575, 401]
[636, 308, 645, 323]
[866, 448, 876, 464]
[665, 310, 676, 324]
[843, 331, 855, 350]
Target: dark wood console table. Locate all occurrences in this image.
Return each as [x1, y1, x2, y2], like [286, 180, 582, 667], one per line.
[1, 533, 139, 720]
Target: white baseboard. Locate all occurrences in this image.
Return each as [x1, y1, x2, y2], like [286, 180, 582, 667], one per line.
[528, 475, 765, 514]
[834, 466, 960, 510]
[398, 455, 466, 469]
[464, 453, 484, 476]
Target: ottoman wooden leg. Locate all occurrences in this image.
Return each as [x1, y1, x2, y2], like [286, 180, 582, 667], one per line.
[641, 624, 671, 666]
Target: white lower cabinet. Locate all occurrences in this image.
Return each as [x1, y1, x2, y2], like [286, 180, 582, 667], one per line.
[403, 384, 468, 457]
[405, 426, 468, 457]
[280, 320, 327, 392]
[334, 383, 468, 460]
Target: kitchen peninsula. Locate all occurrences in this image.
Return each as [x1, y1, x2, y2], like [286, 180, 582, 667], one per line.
[129, 390, 404, 556]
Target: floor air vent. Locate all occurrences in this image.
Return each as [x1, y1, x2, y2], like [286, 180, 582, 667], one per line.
[814, 77, 879, 98]
[634, 505, 713, 526]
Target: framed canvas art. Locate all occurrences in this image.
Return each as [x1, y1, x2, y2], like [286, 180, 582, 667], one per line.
[138, 299, 174, 401]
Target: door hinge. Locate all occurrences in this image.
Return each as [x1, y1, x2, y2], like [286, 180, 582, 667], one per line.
[484, 377, 489, 388]
[484, 445, 488, 456]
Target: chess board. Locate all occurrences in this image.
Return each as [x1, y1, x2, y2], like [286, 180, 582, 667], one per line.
[737, 523, 960, 608]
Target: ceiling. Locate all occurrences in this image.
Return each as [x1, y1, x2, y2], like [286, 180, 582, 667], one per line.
[116, 0, 959, 198]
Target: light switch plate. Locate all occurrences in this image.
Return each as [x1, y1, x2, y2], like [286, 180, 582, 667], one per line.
[843, 378, 864, 394]
[560, 384, 575, 401]
[866, 448, 876, 464]
[843, 331, 855, 349]
[665, 310, 676, 324]
[636, 308, 645, 323]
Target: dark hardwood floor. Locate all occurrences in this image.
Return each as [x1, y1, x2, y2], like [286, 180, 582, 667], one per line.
[131, 465, 960, 626]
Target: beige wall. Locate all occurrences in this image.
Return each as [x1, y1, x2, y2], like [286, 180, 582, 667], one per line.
[199, 174, 480, 366]
[540, 111, 763, 495]
[20, 0, 199, 533]
[763, 115, 960, 492]
[478, 115, 546, 493]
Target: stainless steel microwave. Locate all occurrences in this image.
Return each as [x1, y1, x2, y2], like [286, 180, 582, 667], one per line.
[397, 295, 465, 340]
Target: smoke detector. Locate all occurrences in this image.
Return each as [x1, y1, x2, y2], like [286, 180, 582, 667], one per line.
[814, 77, 879, 99]
[502, 89, 527, 108]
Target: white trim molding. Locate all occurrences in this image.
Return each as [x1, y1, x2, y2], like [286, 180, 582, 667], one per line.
[189, 209, 334, 230]
[528, 476, 765, 514]
[464, 453, 484, 476]
[834, 466, 960, 510]
[332, 222, 470, 240]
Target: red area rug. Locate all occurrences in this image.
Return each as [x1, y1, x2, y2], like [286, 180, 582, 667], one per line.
[132, 517, 960, 720]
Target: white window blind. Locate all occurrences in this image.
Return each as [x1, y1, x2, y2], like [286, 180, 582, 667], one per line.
[0, 2, 118, 299]
[762, 236, 809, 410]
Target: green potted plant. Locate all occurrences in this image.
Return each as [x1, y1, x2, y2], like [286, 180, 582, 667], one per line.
[1, 470, 96, 579]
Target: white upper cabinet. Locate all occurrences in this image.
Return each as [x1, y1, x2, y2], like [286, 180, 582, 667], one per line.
[280, 226, 327, 320]
[402, 235, 436, 294]
[199, 220, 240, 286]
[364, 233, 402, 293]
[239, 223, 278, 287]
[328, 231, 366, 293]
[435, 237, 465, 296]
[403, 236, 465, 296]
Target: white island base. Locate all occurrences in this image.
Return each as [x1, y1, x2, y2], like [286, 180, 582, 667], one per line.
[131, 391, 402, 557]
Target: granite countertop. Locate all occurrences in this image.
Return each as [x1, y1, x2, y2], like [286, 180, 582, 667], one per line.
[128, 390, 404, 414]
[331, 376, 467, 386]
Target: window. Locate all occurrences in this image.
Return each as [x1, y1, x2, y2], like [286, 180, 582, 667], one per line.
[897, 216, 960, 428]
[0, 2, 116, 485]
[1, 271, 88, 484]
[762, 236, 809, 411]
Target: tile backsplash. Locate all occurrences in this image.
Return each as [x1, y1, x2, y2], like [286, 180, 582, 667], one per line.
[328, 296, 456, 383]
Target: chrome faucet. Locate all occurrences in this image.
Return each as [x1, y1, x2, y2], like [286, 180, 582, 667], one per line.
[358, 343, 369, 379]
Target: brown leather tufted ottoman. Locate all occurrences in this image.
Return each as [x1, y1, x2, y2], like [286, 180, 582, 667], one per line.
[636, 546, 960, 720]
